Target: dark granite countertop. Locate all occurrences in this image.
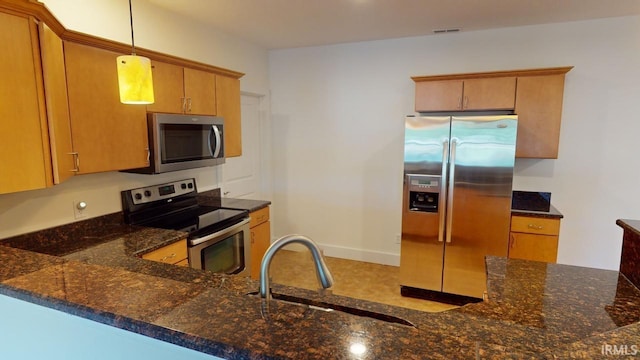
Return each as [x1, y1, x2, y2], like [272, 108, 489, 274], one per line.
[197, 189, 271, 213]
[1, 215, 639, 359]
[511, 203, 564, 219]
[618, 219, 640, 237]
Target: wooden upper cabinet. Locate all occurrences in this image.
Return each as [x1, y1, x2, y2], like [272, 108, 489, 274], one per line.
[184, 67, 216, 115]
[463, 77, 516, 111]
[0, 11, 51, 194]
[216, 75, 242, 157]
[515, 74, 567, 158]
[147, 61, 216, 115]
[415, 80, 462, 112]
[414, 77, 515, 112]
[64, 41, 149, 174]
[413, 67, 572, 159]
[39, 22, 75, 184]
[146, 61, 184, 113]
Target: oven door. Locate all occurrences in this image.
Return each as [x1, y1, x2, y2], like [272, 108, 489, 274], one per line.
[188, 217, 250, 276]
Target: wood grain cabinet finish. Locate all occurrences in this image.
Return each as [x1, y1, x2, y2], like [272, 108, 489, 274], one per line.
[0, 10, 74, 194]
[216, 75, 242, 157]
[0, 11, 49, 194]
[249, 206, 271, 280]
[514, 74, 567, 158]
[39, 22, 75, 184]
[64, 41, 149, 174]
[509, 215, 560, 263]
[147, 61, 217, 116]
[414, 77, 516, 112]
[412, 67, 572, 159]
[142, 239, 188, 266]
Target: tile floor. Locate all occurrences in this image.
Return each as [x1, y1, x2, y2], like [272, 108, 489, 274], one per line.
[270, 249, 458, 312]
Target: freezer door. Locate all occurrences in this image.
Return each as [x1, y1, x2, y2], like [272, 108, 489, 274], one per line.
[400, 116, 450, 291]
[442, 115, 517, 298]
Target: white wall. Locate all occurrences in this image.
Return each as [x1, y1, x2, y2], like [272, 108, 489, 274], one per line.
[0, 0, 270, 239]
[268, 16, 640, 270]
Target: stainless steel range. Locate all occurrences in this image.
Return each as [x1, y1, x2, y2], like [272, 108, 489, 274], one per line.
[121, 178, 251, 276]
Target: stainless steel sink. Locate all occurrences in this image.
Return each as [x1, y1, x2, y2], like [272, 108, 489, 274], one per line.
[247, 291, 415, 327]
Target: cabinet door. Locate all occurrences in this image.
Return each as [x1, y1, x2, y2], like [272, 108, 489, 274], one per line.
[250, 220, 271, 280]
[415, 80, 463, 112]
[184, 68, 216, 115]
[0, 12, 50, 194]
[463, 77, 516, 110]
[39, 22, 75, 184]
[146, 60, 184, 114]
[509, 232, 559, 263]
[64, 41, 149, 174]
[216, 75, 242, 157]
[515, 74, 566, 158]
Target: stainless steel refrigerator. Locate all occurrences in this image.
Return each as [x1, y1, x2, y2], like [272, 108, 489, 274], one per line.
[400, 115, 517, 299]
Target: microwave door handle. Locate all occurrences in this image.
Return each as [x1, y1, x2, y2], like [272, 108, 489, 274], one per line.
[210, 125, 222, 158]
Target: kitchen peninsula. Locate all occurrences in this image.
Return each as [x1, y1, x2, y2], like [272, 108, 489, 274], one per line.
[1, 215, 639, 359]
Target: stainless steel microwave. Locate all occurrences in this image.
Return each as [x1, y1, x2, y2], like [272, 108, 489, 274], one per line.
[126, 113, 225, 174]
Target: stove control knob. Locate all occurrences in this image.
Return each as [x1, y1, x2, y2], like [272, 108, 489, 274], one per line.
[134, 193, 142, 200]
[144, 190, 152, 197]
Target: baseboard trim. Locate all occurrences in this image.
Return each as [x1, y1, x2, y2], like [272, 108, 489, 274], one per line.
[318, 243, 400, 266]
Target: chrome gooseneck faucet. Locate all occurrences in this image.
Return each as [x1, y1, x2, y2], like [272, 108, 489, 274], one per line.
[259, 234, 334, 301]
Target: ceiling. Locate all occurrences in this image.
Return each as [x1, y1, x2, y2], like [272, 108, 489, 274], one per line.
[146, 0, 640, 49]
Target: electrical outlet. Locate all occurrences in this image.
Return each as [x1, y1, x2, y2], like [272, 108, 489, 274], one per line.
[73, 200, 87, 219]
[395, 234, 401, 244]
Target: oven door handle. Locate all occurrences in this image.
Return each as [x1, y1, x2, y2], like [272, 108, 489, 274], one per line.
[189, 217, 250, 246]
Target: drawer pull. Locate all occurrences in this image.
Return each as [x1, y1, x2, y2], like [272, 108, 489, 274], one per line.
[528, 224, 544, 230]
[160, 253, 177, 262]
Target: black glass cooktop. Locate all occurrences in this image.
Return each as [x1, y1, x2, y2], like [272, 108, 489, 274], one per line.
[141, 206, 248, 238]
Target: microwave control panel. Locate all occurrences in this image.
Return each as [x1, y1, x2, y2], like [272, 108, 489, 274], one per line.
[129, 178, 195, 205]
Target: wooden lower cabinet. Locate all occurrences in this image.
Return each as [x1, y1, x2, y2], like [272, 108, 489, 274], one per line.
[249, 206, 271, 279]
[509, 215, 561, 263]
[142, 239, 188, 266]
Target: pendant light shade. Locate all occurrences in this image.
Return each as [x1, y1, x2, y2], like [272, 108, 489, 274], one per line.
[117, 54, 154, 104]
[117, 0, 154, 104]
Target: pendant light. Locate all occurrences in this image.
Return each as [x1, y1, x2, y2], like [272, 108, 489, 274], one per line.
[116, 0, 154, 104]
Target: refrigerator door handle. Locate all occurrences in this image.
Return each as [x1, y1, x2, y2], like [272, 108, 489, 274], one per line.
[445, 138, 458, 243]
[438, 138, 449, 243]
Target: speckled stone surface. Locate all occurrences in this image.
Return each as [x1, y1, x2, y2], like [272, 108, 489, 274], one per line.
[1, 216, 639, 359]
[197, 189, 271, 213]
[511, 204, 564, 219]
[617, 219, 640, 290]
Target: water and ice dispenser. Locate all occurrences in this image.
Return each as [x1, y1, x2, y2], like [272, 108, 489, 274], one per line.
[406, 174, 440, 213]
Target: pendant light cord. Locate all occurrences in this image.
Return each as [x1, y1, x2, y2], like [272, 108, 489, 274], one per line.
[128, 0, 136, 55]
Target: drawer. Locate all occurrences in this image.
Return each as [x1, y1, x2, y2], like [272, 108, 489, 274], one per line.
[142, 239, 188, 265]
[511, 216, 560, 236]
[250, 206, 270, 228]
